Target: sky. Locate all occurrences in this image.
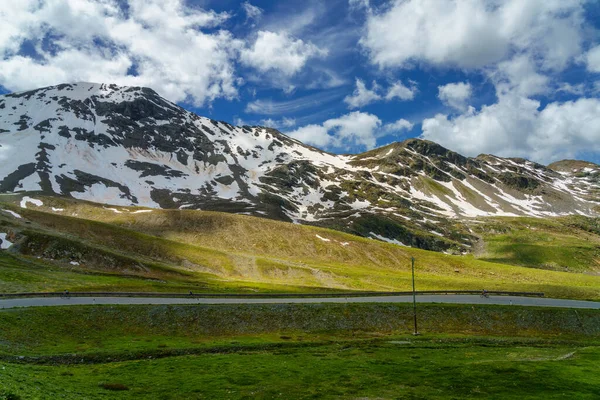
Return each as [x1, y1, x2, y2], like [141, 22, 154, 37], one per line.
[1, 0, 600, 165]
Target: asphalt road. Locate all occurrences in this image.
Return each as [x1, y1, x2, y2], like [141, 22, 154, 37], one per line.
[0, 295, 599, 309]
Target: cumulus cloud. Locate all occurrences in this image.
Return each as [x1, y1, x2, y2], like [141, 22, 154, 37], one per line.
[492, 55, 549, 96]
[360, 0, 585, 70]
[421, 94, 600, 163]
[287, 112, 413, 150]
[385, 80, 417, 101]
[586, 45, 600, 73]
[357, 0, 596, 163]
[344, 78, 416, 109]
[287, 124, 331, 148]
[438, 82, 472, 111]
[0, 0, 242, 106]
[288, 111, 382, 149]
[382, 118, 414, 133]
[281, 117, 297, 128]
[240, 30, 327, 77]
[344, 79, 381, 108]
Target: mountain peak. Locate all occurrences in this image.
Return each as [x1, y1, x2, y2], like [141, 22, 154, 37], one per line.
[401, 138, 458, 156]
[1, 83, 599, 254]
[547, 159, 600, 174]
[351, 138, 453, 159]
[3, 82, 161, 104]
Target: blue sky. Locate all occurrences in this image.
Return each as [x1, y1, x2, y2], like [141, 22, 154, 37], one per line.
[1, 0, 600, 164]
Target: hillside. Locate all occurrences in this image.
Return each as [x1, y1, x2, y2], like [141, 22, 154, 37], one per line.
[1, 194, 599, 299]
[1, 83, 600, 255]
[470, 216, 600, 273]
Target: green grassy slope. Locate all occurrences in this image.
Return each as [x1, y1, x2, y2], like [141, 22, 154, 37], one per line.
[471, 216, 600, 273]
[1, 304, 599, 399]
[1, 195, 599, 299]
[4, 341, 599, 400]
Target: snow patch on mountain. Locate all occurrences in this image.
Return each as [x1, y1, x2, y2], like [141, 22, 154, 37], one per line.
[20, 197, 43, 208]
[1, 82, 599, 253]
[315, 234, 331, 242]
[0, 233, 12, 249]
[1, 209, 22, 219]
[369, 233, 407, 247]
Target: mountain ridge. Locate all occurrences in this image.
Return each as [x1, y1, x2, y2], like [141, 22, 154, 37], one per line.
[3, 82, 590, 168]
[1, 82, 599, 253]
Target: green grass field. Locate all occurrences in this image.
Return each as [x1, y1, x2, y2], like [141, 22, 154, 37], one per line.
[3, 339, 599, 399]
[1, 194, 600, 299]
[1, 303, 599, 399]
[472, 216, 600, 273]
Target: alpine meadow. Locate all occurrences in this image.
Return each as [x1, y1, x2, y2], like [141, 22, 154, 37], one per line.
[1, 0, 600, 399]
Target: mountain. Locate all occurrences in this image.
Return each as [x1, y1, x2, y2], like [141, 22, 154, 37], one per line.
[1, 83, 599, 253]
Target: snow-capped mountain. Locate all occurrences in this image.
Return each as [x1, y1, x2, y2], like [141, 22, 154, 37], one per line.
[1, 83, 599, 252]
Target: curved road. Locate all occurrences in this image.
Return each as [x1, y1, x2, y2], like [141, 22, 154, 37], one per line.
[0, 295, 599, 309]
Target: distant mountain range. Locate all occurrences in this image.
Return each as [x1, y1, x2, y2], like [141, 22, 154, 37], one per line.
[1, 83, 599, 253]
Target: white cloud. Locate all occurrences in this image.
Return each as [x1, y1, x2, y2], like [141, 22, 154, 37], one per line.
[586, 45, 600, 73]
[282, 117, 297, 128]
[242, 2, 263, 23]
[344, 78, 416, 109]
[287, 112, 413, 150]
[438, 82, 472, 111]
[260, 118, 278, 128]
[240, 30, 327, 77]
[492, 55, 549, 96]
[286, 124, 331, 148]
[360, 0, 585, 70]
[323, 112, 382, 149]
[259, 117, 296, 129]
[385, 80, 417, 101]
[358, 0, 595, 163]
[288, 111, 382, 150]
[344, 79, 381, 108]
[556, 83, 585, 96]
[383, 118, 414, 133]
[234, 117, 248, 126]
[0, 0, 241, 106]
[421, 94, 600, 164]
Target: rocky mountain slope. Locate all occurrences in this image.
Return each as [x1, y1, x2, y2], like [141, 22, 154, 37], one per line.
[1, 83, 599, 253]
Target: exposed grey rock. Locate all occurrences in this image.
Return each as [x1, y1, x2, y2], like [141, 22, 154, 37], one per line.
[1, 82, 599, 254]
